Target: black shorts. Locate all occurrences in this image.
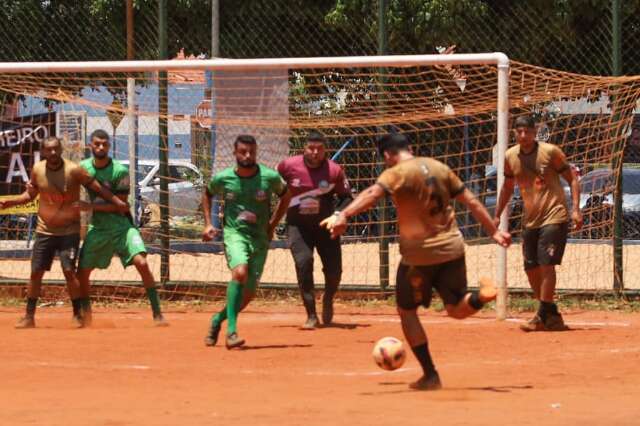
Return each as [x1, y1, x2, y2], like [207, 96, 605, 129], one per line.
[31, 233, 80, 273]
[522, 222, 569, 271]
[288, 223, 342, 284]
[396, 257, 467, 310]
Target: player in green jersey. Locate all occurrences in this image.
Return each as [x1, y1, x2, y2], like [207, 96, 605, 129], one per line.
[75, 129, 167, 327]
[202, 134, 291, 349]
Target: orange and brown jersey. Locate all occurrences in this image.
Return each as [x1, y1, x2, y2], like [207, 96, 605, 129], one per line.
[504, 142, 569, 229]
[376, 157, 465, 266]
[30, 158, 94, 235]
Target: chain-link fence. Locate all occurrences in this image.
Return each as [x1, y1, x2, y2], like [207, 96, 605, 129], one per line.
[1, 0, 640, 296]
[0, 1, 638, 74]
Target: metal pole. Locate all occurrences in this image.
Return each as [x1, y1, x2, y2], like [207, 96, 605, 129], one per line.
[612, 0, 622, 76]
[127, 78, 138, 222]
[210, 0, 221, 232]
[126, 0, 134, 61]
[158, 0, 170, 283]
[126, 0, 138, 223]
[612, 0, 623, 292]
[495, 57, 510, 320]
[377, 0, 389, 290]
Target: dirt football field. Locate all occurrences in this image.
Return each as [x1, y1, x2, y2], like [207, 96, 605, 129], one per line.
[1, 303, 639, 426]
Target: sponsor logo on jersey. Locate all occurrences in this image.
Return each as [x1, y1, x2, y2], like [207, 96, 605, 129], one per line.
[319, 180, 329, 188]
[291, 178, 301, 187]
[256, 190, 267, 201]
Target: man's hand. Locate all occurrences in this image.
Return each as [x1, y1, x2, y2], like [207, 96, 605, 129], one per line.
[320, 212, 347, 239]
[493, 216, 501, 229]
[571, 209, 583, 231]
[492, 230, 512, 248]
[202, 224, 220, 242]
[114, 200, 130, 214]
[71, 201, 92, 213]
[0, 200, 8, 210]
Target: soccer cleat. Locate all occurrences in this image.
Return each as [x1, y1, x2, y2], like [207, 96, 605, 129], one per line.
[544, 312, 569, 331]
[14, 316, 35, 329]
[153, 314, 169, 327]
[409, 372, 443, 391]
[322, 296, 334, 325]
[71, 315, 85, 329]
[478, 277, 498, 303]
[301, 316, 319, 330]
[204, 323, 222, 347]
[519, 314, 546, 332]
[225, 332, 245, 349]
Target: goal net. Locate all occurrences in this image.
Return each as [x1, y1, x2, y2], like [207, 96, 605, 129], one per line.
[0, 55, 638, 312]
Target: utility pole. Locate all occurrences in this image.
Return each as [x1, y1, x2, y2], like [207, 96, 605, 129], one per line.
[158, 0, 170, 283]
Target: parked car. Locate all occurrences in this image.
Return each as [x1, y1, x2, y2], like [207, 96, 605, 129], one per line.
[120, 160, 204, 217]
[578, 168, 640, 239]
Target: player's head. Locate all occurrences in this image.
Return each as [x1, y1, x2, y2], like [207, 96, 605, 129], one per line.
[303, 130, 326, 168]
[378, 133, 411, 167]
[89, 129, 111, 160]
[234, 134, 257, 168]
[42, 137, 63, 167]
[513, 115, 537, 147]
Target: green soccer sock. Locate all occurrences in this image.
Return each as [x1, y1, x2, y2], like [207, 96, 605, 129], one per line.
[211, 308, 227, 327]
[226, 280, 244, 336]
[145, 287, 162, 317]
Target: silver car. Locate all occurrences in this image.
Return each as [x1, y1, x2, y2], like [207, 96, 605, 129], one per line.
[120, 159, 204, 217]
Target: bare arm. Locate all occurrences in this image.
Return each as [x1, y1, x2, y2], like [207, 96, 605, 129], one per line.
[320, 183, 385, 239]
[0, 176, 38, 210]
[561, 167, 582, 230]
[84, 179, 129, 213]
[457, 188, 511, 247]
[268, 189, 292, 240]
[494, 177, 515, 224]
[201, 189, 220, 241]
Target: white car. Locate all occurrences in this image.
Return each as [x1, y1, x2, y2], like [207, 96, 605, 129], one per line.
[120, 159, 204, 217]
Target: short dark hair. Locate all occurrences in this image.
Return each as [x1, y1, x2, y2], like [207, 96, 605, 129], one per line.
[90, 129, 110, 142]
[234, 134, 257, 149]
[43, 136, 62, 148]
[513, 115, 536, 129]
[378, 133, 410, 155]
[306, 130, 326, 143]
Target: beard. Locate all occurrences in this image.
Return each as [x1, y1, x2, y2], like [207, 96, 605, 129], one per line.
[236, 159, 256, 168]
[93, 150, 108, 159]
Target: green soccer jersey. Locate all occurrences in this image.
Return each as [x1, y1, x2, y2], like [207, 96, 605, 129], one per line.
[207, 164, 286, 240]
[80, 158, 132, 230]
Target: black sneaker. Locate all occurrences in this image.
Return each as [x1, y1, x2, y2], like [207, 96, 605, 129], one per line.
[204, 323, 221, 347]
[226, 332, 246, 349]
[409, 372, 443, 391]
[322, 295, 334, 325]
[545, 312, 569, 331]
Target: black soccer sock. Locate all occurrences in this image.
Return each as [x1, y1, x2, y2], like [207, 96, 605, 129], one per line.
[538, 301, 557, 320]
[71, 299, 82, 317]
[411, 342, 437, 377]
[299, 282, 317, 318]
[26, 298, 38, 317]
[80, 297, 91, 311]
[468, 292, 484, 310]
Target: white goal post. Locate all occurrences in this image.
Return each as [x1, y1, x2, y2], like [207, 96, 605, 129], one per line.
[0, 53, 511, 319]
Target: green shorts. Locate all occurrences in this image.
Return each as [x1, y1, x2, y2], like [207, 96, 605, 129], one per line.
[79, 226, 147, 270]
[223, 231, 268, 291]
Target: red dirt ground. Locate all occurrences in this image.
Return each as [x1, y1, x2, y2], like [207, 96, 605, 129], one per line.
[1, 304, 639, 426]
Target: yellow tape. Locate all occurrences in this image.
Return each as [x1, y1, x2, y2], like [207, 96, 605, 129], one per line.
[0, 195, 39, 215]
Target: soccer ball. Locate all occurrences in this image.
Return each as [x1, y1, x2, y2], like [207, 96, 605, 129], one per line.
[372, 337, 406, 371]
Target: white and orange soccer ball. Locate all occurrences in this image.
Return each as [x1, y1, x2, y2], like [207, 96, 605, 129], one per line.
[372, 337, 406, 371]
